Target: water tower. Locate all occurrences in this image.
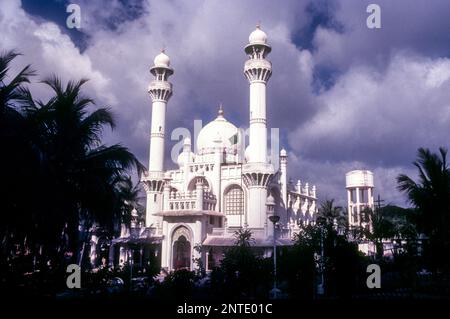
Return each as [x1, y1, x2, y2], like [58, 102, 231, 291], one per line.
[345, 170, 374, 228]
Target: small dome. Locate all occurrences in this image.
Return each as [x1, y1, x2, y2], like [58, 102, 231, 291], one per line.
[249, 25, 267, 44]
[197, 108, 239, 154]
[280, 148, 287, 157]
[154, 50, 170, 67]
[184, 137, 191, 145]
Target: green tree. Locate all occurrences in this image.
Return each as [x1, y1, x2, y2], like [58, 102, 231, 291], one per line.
[316, 199, 347, 231]
[0, 50, 144, 294]
[21, 76, 144, 263]
[397, 147, 450, 271]
[360, 207, 396, 259]
[210, 229, 271, 298]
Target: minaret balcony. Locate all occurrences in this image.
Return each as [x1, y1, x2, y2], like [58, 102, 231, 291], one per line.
[244, 58, 272, 71]
[148, 80, 173, 101]
[242, 162, 274, 174]
[141, 171, 165, 181]
[244, 59, 272, 83]
[148, 80, 172, 91]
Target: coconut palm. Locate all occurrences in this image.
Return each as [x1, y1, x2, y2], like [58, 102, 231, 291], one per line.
[316, 199, 347, 231]
[360, 207, 396, 259]
[0, 51, 34, 113]
[0, 51, 37, 264]
[24, 76, 144, 261]
[397, 147, 450, 271]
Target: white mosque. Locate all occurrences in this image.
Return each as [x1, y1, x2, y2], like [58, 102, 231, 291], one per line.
[112, 26, 318, 271]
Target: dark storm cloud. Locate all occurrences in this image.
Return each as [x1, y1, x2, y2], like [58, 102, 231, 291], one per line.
[3, 0, 450, 206]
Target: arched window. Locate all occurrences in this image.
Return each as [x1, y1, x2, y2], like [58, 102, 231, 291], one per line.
[224, 185, 244, 215]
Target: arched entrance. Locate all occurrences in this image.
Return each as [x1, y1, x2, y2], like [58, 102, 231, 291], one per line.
[173, 235, 191, 269]
[172, 226, 192, 270]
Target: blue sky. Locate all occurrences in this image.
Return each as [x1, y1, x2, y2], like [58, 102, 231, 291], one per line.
[2, 0, 450, 207]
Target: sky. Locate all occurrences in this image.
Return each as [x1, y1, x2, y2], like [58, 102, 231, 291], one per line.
[1, 0, 450, 207]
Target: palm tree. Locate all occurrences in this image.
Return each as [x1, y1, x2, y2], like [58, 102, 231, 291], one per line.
[397, 147, 450, 271]
[0, 51, 37, 271]
[360, 207, 396, 259]
[0, 51, 35, 113]
[112, 175, 145, 229]
[30, 77, 144, 261]
[233, 228, 254, 247]
[0, 51, 146, 292]
[316, 199, 347, 231]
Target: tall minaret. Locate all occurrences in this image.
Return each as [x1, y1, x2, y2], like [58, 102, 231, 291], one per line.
[143, 50, 173, 229]
[280, 148, 288, 208]
[242, 25, 274, 234]
[244, 24, 272, 163]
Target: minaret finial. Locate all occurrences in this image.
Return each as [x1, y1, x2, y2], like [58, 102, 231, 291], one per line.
[161, 45, 166, 53]
[218, 102, 224, 117]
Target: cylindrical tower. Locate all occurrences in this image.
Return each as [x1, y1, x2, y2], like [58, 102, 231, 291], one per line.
[280, 148, 288, 208]
[143, 50, 173, 229]
[148, 50, 173, 171]
[244, 24, 272, 164]
[242, 25, 274, 235]
[345, 170, 374, 228]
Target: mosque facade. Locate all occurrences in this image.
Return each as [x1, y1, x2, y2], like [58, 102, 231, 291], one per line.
[116, 26, 318, 271]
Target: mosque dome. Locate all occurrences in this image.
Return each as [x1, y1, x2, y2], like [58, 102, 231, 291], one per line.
[249, 25, 267, 44]
[154, 50, 170, 67]
[197, 106, 239, 154]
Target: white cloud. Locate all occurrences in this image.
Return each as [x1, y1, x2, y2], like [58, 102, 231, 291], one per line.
[3, 0, 450, 207]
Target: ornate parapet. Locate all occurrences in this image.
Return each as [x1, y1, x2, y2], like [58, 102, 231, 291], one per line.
[167, 190, 217, 211]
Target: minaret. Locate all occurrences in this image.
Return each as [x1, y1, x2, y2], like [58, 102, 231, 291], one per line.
[143, 50, 173, 229]
[280, 148, 288, 208]
[242, 25, 274, 234]
[244, 24, 272, 163]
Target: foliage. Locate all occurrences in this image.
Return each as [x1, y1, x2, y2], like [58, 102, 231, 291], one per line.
[152, 269, 196, 300]
[280, 201, 369, 298]
[0, 51, 143, 294]
[210, 229, 272, 299]
[397, 147, 450, 271]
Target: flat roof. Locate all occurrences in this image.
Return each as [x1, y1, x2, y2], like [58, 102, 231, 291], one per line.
[154, 210, 225, 217]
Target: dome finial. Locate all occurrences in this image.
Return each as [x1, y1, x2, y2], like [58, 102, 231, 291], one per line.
[218, 102, 224, 117]
[248, 23, 268, 45]
[256, 21, 261, 29]
[153, 49, 170, 67]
